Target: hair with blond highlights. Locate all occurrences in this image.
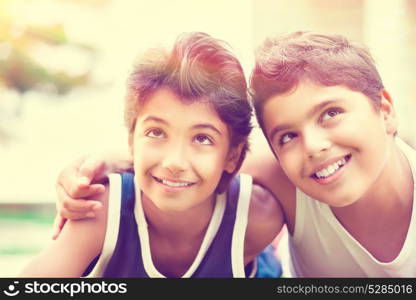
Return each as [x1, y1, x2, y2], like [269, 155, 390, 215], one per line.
[250, 31, 385, 129]
[124, 32, 252, 193]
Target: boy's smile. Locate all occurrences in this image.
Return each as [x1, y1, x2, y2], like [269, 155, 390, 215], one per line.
[129, 88, 237, 212]
[152, 175, 196, 191]
[309, 154, 351, 184]
[262, 80, 396, 207]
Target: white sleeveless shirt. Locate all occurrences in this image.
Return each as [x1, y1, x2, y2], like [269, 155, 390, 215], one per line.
[280, 138, 416, 277]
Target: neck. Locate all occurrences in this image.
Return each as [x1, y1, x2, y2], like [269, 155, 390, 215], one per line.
[141, 193, 217, 243]
[330, 139, 414, 261]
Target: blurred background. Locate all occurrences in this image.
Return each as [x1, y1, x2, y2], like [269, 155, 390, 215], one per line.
[1, 0, 415, 277]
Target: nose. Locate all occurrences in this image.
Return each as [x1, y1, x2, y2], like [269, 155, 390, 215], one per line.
[161, 142, 189, 174]
[302, 128, 331, 159]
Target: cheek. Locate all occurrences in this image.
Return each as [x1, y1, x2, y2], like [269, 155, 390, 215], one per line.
[132, 141, 162, 170]
[274, 145, 305, 181]
[280, 154, 301, 180]
[192, 149, 229, 182]
[337, 111, 383, 140]
[196, 151, 227, 173]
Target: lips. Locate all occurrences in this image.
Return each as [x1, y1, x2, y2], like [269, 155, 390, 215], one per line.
[310, 154, 352, 180]
[152, 175, 196, 188]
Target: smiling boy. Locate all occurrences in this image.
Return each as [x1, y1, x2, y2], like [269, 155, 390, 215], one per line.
[19, 32, 282, 278]
[248, 31, 415, 277]
[54, 31, 416, 277]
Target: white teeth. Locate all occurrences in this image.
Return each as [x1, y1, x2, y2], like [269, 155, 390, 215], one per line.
[161, 179, 192, 187]
[315, 158, 346, 178]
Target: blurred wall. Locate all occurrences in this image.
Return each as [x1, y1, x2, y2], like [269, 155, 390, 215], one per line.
[0, 0, 253, 203]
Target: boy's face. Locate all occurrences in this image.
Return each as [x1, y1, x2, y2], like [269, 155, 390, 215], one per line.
[262, 80, 396, 207]
[129, 88, 238, 212]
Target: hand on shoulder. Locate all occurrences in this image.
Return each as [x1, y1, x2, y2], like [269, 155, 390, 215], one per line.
[243, 183, 285, 264]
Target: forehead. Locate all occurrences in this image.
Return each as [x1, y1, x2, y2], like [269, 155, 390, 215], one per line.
[136, 87, 228, 131]
[261, 80, 373, 131]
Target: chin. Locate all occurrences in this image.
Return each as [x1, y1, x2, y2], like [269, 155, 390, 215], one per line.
[154, 202, 189, 212]
[318, 193, 359, 208]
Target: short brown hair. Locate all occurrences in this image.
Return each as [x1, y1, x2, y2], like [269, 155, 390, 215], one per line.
[250, 31, 385, 129]
[124, 32, 252, 193]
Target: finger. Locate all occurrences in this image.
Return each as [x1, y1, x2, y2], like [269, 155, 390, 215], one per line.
[57, 156, 88, 198]
[66, 199, 102, 212]
[51, 215, 66, 240]
[78, 157, 108, 184]
[56, 184, 98, 213]
[79, 183, 106, 197]
[76, 176, 90, 189]
[58, 210, 97, 220]
[70, 181, 106, 199]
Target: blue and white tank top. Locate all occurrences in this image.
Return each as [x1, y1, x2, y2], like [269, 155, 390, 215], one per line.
[87, 172, 256, 277]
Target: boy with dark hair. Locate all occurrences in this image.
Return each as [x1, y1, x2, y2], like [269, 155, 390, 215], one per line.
[20, 32, 282, 278]
[248, 31, 415, 277]
[54, 31, 416, 277]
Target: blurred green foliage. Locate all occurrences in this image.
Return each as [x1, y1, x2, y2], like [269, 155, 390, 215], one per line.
[0, 0, 100, 144]
[0, 20, 94, 95]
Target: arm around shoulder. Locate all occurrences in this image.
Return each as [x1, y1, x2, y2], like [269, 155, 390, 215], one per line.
[19, 186, 110, 277]
[243, 183, 285, 264]
[241, 132, 295, 205]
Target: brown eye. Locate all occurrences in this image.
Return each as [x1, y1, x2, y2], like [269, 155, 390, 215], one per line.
[321, 108, 342, 121]
[279, 132, 297, 145]
[146, 128, 165, 138]
[194, 134, 213, 145]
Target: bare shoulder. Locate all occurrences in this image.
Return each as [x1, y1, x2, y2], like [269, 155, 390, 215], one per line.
[249, 183, 284, 226]
[243, 183, 284, 264]
[241, 131, 295, 206]
[241, 131, 296, 231]
[19, 185, 110, 277]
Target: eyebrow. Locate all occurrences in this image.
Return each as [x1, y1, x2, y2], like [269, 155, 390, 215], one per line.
[142, 116, 222, 136]
[268, 99, 341, 142]
[192, 124, 222, 136]
[142, 116, 169, 125]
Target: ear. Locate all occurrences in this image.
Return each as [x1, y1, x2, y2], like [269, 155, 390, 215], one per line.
[380, 90, 398, 135]
[225, 143, 245, 173]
